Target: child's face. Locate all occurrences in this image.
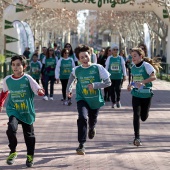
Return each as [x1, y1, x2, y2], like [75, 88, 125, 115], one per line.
[78, 52, 91, 67]
[33, 56, 38, 62]
[132, 51, 142, 65]
[12, 59, 25, 76]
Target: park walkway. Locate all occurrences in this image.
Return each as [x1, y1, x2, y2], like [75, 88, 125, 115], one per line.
[0, 79, 170, 170]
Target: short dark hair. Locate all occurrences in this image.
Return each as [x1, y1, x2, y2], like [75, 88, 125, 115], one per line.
[11, 55, 27, 67]
[61, 48, 69, 57]
[74, 45, 90, 59]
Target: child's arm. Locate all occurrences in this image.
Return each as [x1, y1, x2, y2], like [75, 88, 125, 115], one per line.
[89, 64, 111, 90]
[120, 56, 127, 81]
[26, 74, 44, 96]
[66, 73, 76, 98]
[0, 77, 9, 111]
[55, 59, 61, 83]
[0, 90, 9, 112]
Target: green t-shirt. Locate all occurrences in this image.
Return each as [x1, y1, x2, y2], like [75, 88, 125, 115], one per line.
[30, 61, 41, 79]
[5, 75, 36, 125]
[131, 63, 153, 98]
[75, 65, 104, 109]
[108, 56, 123, 79]
[44, 57, 56, 76]
[60, 58, 73, 79]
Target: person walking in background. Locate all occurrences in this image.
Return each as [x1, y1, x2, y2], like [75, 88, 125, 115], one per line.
[127, 48, 161, 146]
[99, 46, 112, 101]
[30, 54, 42, 84]
[126, 48, 133, 85]
[105, 44, 127, 108]
[23, 47, 30, 59]
[39, 47, 47, 89]
[64, 43, 78, 66]
[90, 47, 97, 64]
[0, 55, 44, 167]
[55, 48, 75, 105]
[66, 45, 111, 155]
[41, 48, 58, 101]
[119, 49, 127, 88]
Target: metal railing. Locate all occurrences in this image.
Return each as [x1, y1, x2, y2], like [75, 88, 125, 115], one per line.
[157, 63, 170, 81]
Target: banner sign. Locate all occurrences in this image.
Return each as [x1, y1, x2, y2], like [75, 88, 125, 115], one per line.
[4, 20, 14, 29]
[4, 50, 18, 58]
[5, 35, 18, 43]
[62, 0, 131, 8]
[16, 3, 32, 13]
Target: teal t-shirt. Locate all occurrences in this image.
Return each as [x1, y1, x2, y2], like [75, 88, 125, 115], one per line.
[131, 64, 153, 98]
[75, 65, 104, 109]
[60, 58, 73, 79]
[108, 56, 123, 79]
[30, 61, 41, 79]
[40, 53, 46, 62]
[5, 75, 36, 125]
[44, 57, 56, 76]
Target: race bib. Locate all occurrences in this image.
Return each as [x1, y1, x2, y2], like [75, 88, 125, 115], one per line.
[111, 63, 119, 71]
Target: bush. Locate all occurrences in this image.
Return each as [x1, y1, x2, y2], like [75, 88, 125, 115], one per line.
[0, 54, 5, 64]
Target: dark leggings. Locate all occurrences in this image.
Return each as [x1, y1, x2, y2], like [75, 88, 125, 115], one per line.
[110, 79, 122, 103]
[44, 75, 55, 97]
[104, 87, 110, 98]
[6, 116, 35, 155]
[60, 79, 70, 100]
[132, 96, 152, 138]
[128, 68, 132, 85]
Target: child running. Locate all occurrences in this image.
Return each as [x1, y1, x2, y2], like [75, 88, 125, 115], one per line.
[30, 53, 42, 84]
[0, 55, 44, 167]
[66, 45, 111, 155]
[127, 48, 161, 146]
[55, 48, 75, 105]
[105, 44, 127, 108]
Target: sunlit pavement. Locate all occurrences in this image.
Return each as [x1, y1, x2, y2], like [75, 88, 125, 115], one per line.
[0, 79, 170, 170]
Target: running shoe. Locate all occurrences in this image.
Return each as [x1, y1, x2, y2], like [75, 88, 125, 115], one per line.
[26, 155, 34, 167]
[6, 152, 17, 165]
[88, 128, 96, 139]
[76, 144, 85, 155]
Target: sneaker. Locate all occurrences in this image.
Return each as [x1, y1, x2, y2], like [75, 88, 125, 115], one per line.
[76, 144, 85, 155]
[49, 97, 53, 100]
[61, 98, 64, 101]
[26, 155, 34, 167]
[6, 152, 17, 165]
[88, 128, 96, 139]
[133, 138, 142, 146]
[67, 99, 72, 106]
[112, 103, 116, 108]
[63, 100, 68, 105]
[116, 101, 121, 108]
[43, 96, 48, 101]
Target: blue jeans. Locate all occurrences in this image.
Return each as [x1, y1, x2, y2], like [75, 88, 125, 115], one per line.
[44, 75, 55, 97]
[77, 100, 99, 145]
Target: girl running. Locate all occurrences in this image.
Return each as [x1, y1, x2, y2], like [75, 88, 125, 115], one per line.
[127, 48, 161, 146]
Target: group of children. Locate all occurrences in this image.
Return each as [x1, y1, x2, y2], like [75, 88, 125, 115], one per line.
[0, 43, 161, 167]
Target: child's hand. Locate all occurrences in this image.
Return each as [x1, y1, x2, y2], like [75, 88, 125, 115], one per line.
[135, 82, 144, 89]
[67, 92, 72, 98]
[56, 79, 59, 84]
[87, 84, 93, 90]
[37, 89, 45, 96]
[127, 85, 132, 91]
[0, 107, 3, 112]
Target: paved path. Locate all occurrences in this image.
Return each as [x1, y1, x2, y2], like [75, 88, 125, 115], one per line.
[0, 80, 170, 170]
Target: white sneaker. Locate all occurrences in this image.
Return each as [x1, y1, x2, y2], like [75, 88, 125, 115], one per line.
[49, 97, 53, 100]
[43, 96, 48, 101]
[63, 100, 68, 105]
